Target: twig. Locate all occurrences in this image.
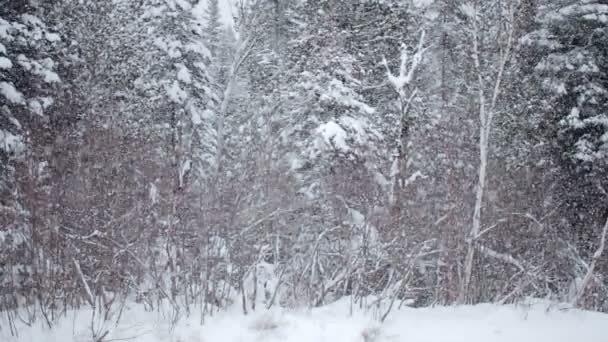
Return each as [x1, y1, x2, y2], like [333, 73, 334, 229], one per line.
[573, 216, 608, 305]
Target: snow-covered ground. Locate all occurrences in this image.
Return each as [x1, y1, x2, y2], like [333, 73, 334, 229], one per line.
[2, 299, 607, 342]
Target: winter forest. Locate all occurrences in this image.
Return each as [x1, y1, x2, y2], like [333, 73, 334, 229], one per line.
[1, 0, 608, 340]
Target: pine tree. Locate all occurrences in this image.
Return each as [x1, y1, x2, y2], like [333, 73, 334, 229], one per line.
[0, 1, 64, 311]
[524, 0, 608, 308]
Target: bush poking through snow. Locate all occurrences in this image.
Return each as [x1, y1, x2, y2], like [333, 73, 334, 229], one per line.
[250, 314, 281, 331]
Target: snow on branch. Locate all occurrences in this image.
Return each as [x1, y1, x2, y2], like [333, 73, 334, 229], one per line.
[460, 3, 477, 19]
[382, 30, 426, 96]
[477, 244, 525, 272]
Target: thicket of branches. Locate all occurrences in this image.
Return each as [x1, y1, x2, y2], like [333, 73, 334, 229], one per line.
[1, 0, 607, 332]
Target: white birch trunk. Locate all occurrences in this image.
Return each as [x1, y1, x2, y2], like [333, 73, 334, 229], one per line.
[214, 36, 256, 179]
[73, 258, 95, 307]
[459, 2, 514, 303]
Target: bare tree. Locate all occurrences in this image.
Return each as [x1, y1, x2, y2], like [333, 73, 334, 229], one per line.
[459, 1, 516, 303]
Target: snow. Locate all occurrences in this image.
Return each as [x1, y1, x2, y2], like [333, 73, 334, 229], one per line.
[559, 4, 608, 17]
[1, 129, 24, 154]
[21, 14, 43, 27]
[28, 99, 43, 115]
[460, 3, 477, 18]
[174, 0, 193, 11]
[0, 42, 6, 54]
[340, 116, 375, 143]
[15, 55, 61, 83]
[149, 182, 158, 204]
[546, 3, 608, 23]
[201, 108, 214, 119]
[383, 31, 426, 98]
[313, 115, 381, 157]
[177, 63, 192, 84]
[403, 170, 427, 187]
[40, 96, 54, 108]
[520, 29, 563, 50]
[191, 107, 214, 126]
[179, 159, 192, 187]
[41, 68, 61, 83]
[321, 78, 376, 114]
[0, 81, 25, 104]
[166, 80, 187, 103]
[574, 139, 596, 162]
[349, 208, 365, 227]
[193, 0, 236, 27]
[0, 56, 12, 69]
[39, 58, 60, 82]
[0, 18, 14, 39]
[191, 109, 203, 125]
[154, 38, 183, 58]
[2, 299, 608, 342]
[45, 32, 61, 42]
[317, 121, 350, 152]
[413, 0, 435, 8]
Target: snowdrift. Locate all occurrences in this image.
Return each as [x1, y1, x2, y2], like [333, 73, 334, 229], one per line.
[2, 299, 607, 342]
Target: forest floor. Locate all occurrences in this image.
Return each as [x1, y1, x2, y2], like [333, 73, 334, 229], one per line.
[2, 298, 607, 342]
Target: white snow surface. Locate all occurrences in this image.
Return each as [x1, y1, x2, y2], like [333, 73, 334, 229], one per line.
[2, 299, 608, 342]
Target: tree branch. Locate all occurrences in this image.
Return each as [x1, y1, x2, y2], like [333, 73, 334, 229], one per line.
[574, 216, 608, 305]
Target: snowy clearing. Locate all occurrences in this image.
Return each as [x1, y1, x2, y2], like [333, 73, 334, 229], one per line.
[2, 299, 607, 342]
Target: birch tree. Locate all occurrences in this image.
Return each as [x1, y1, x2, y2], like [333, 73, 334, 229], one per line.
[213, 1, 260, 181]
[459, 1, 516, 303]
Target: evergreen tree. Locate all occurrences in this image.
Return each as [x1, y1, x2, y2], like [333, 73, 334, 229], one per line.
[524, 0, 608, 308]
[0, 1, 64, 310]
